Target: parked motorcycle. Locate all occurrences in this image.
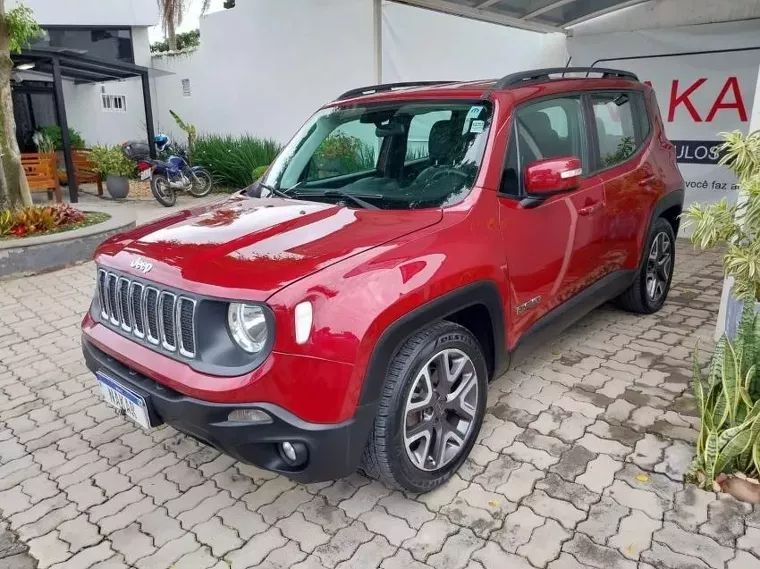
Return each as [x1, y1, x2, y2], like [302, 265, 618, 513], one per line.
[122, 136, 213, 207]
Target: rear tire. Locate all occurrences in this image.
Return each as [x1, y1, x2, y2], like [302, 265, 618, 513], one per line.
[360, 321, 487, 493]
[151, 174, 176, 207]
[617, 217, 675, 314]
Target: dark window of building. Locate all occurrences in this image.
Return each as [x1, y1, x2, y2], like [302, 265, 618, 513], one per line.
[33, 27, 134, 63]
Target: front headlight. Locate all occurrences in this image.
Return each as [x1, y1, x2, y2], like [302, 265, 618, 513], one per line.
[228, 303, 269, 353]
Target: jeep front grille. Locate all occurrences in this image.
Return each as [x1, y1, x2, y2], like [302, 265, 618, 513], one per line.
[97, 269, 197, 359]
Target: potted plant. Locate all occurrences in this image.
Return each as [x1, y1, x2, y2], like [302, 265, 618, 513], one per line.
[684, 130, 760, 338]
[90, 145, 135, 199]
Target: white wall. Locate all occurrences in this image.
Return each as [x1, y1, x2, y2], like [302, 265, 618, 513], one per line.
[150, 0, 567, 143]
[382, 2, 566, 83]
[7, 0, 158, 27]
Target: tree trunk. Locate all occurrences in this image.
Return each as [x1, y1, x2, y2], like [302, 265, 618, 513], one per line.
[0, 0, 32, 210]
[167, 20, 177, 51]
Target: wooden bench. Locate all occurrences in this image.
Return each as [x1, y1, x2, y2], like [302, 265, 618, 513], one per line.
[72, 149, 104, 196]
[21, 152, 62, 203]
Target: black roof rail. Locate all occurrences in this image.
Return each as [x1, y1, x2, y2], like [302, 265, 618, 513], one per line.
[485, 66, 639, 95]
[336, 81, 456, 101]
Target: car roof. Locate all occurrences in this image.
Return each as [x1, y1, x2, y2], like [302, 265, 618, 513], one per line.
[330, 68, 645, 106]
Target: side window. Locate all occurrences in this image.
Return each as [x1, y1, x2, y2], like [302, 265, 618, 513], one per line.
[500, 97, 584, 196]
[406, 110, 452, 161]
[590, 92, 641, 168]
[308, 122, 379, 181]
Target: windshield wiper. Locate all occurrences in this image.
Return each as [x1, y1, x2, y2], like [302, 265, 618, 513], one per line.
[246, 179, 305, 199]
[291, 189, 380, 210]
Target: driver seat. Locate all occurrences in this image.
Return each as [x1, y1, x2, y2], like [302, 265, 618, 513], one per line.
[414, 120, 457, 186]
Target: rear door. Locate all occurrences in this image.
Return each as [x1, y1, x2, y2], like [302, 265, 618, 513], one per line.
[587, 90, 658, 272]
[498, 95, 607, 346]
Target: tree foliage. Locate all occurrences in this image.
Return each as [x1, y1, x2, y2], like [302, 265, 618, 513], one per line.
[151, 29, 200, 53]
[2, 4, 41, 54]
[157, 0, 211, 51]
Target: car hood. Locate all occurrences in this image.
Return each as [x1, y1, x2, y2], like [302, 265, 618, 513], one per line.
[97, 195, 443, 300]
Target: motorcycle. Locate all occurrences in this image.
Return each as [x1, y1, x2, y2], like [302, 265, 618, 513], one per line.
[122, 137, 213, 207]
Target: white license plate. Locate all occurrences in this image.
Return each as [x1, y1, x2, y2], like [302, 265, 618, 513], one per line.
[97, 372, 152, 430]
[139, 168, 152, 181]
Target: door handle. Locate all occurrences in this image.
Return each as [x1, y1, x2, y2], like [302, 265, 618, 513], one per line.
[579, 202, 603, 216]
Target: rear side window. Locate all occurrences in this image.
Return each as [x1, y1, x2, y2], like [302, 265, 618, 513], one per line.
[590, 92, 647, 169]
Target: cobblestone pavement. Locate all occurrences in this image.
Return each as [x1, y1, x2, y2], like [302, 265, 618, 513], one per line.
[2, 239, 760, 569]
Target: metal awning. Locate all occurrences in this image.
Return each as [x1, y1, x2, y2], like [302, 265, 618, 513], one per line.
[390, 0, 649, 33]
[12, 47, 170, 84]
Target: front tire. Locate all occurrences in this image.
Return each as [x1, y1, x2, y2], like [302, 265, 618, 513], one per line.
[189, 170, 213, 197]
[617, 217, 675, 314]
[361, 321, 487, 493]
[151, 174, 177, 207]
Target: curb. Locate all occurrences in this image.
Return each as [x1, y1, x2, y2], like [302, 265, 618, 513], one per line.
[0, 205, 135, 279]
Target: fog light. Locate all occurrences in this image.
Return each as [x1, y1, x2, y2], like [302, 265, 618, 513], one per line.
[281, 441, 297, 462]
[227, 409, 272, 424]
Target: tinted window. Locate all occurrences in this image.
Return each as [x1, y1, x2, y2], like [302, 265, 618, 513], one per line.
[34, 27, 134, 63]
[307, 122, 380, 181]
[500, 97, 585, 196]
[591, 92, 641, 168]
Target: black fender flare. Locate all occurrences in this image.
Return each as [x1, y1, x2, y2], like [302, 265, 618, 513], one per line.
[358, 280, 507, 407]
[637, 189, 685, 271]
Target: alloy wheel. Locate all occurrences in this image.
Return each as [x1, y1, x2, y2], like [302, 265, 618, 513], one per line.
[645, 231, 672, 301]
[403, 348, 479, 472]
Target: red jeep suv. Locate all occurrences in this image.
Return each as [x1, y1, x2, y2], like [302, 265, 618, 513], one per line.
[82, 67, 684, 492]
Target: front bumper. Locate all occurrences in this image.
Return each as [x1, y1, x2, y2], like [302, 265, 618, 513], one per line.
[82, 338, 375, 483]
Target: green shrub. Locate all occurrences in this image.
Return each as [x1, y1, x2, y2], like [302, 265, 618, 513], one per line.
[89, 145, 136, 178]
[251, 165, 269, 180]
[688, 304, 760, 489]
[38, 125, 86, 151]
[312, 132, 375, 178]
[194, 135, 282, 189]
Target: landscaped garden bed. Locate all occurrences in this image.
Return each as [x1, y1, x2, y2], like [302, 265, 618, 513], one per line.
[0, 204, 109, 239]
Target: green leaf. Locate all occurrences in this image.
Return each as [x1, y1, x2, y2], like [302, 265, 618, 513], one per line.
[708, 337, 727, 389]
[721, 342, 740, 424]
[705, 431, 719, 475]
[754, 437, 760, 475]
[715, 428, 753, 476]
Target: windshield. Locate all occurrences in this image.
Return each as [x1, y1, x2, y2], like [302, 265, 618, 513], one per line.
[261, 99, 493, 210]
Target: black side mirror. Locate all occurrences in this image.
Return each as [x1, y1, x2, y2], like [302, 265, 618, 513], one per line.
[245, 179, 263, 198]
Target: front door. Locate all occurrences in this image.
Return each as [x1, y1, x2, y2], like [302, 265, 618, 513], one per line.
[497, 95, 607, 347]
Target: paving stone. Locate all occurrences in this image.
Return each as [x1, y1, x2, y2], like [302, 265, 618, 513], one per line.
[550, 445, 597, 481]
[605, 480, 667, 519]
[472, 541, 533, 569]
[277, 511, 331, 552]
[334, 534, 395, 569]
[380, 548, 432, 569]
[98, 496, 155, 534]
[503, 441, 560, 469]
[654, 440, 694, 481]
[654, 522, 735, 568]
[136, 508, 185, 548]
[536, 472, 600, 511]
[562, 533, 637, 569]
[529, 411, 562, 436]
[577, 496, 629, 545]
[523, 489, 585, 530]
[178, 490, 235, 529]
[164, 480, 218, 517]
[480, 421, 523, 453]
[727, 551, 760, 569]
[26, 531, 71, 569]
[491, 505, 544, 553]
[517, 430, 568, 457]
[517, 518, 570, 567]
[402, 518, 460, 562]
[9, 494, 69, 531]
[314, 520, 374, 568]
[110, 523, 156, 565]
[576, 433, 630, 460]
[608, 510, 661, 560]
[89, 487, 143, 523]
[641, 543, 710, 569]
[427, 528, 484, 569]
[258, 541, 309, 569]
[604, 399, 635, 423]
[299, 496, 353, 534]
[737, 526, 760, 558]
[57, 513, 101, 554]
[16, 503, 79, 542]
[194, 516, 243, 557]
[172, 546, 218, 569]
[699, 493, 751, 547]
[92, 468, 132, 498]
[135, 532, 198, 569]
[547, 553, 590, 569]
[665, 485, 715, 532]
[629, 434, 669, 470]
[576, 455, 623, 494]
[440, 496, 503, 539]
[416, 475, 468, 512]
[48, 542, 113, 569]
[378, 492, 434, 529]
[65, 480, 106, 512]
[260, 485, 314, 524]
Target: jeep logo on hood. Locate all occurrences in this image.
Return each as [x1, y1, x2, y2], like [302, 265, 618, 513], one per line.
[130, 257, 153, 274]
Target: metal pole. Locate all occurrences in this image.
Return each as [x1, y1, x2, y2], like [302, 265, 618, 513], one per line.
[141, 72, 156, 159]
[52, 56, 78, 203]
[373, 0, 382, 83]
